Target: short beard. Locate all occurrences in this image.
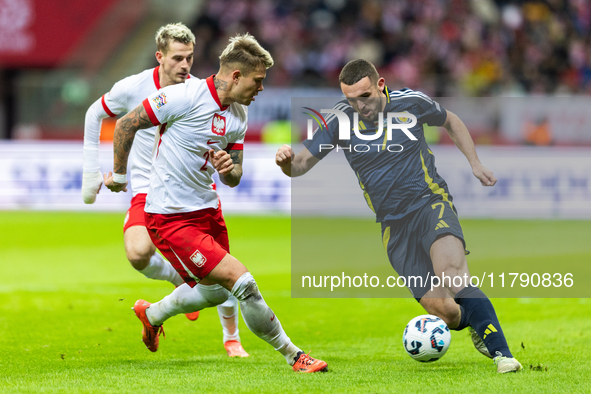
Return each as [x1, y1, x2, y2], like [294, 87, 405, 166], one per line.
[359, 111, 378, 122]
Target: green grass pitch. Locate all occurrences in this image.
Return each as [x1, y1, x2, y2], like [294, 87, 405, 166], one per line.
[0, 212, 590, 393]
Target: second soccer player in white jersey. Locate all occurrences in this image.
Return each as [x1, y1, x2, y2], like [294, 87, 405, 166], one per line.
[81, 23, 248, 357]
[105, 33, 328, 373]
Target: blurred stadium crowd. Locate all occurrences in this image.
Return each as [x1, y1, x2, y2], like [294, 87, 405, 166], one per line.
[191, 0, 591, 96]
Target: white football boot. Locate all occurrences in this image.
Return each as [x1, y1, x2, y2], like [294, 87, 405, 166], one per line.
[494, 354, 523, 373]
[469, 327, 492, 358]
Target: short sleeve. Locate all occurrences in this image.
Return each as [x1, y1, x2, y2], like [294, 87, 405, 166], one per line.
[142, 83, 192, 126]
[226, 124, 246, 151]
[416, 95, 447, 127]
[101, 80, 128, 117]
[225, 104, 247, 151]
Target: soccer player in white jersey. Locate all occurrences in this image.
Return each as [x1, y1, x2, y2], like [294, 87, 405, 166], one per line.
[82, 23, 248, 358]
[104, 33, 328, 373]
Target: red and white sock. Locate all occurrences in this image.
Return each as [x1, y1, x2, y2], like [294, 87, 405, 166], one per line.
[231, 272, 302, 364]
[146, 283, 229, 326]
[217, 295, 241, 343]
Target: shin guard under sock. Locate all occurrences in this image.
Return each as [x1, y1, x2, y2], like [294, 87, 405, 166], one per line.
[455, 286, 512, 357]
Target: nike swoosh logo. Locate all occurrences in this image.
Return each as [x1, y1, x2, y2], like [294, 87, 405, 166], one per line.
[270, 313, 275, 321]
[222, 315, 235, 320]
[207, 139, 220, 145]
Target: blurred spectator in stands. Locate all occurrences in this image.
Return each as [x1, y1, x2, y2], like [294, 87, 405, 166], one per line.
[190, 0, 591, 96]
[523, 116, 553, 146]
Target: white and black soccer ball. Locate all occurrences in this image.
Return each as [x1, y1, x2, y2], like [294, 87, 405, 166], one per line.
[402, 314, 451, 362]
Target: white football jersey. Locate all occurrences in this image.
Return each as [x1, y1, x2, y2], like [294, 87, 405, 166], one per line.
[142, 75, 247, 214]
[100, 67, 195, 196]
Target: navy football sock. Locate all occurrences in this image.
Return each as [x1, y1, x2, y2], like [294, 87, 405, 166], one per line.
[450, 304, 470, 331]
[454, 286, 513, 358]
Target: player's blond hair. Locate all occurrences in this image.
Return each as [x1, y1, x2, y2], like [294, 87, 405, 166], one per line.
[155, 23, 195, 54]
[219, 33, 274, 75]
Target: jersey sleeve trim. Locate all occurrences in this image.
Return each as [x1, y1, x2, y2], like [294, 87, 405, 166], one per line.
[101, 94, 117, 117]
[206, 75, 229, 111]
[153, 66, 161, 89]
[438, 108, 448, 126]
[142, 98, 161, 126]
[225, 143, 243, 151]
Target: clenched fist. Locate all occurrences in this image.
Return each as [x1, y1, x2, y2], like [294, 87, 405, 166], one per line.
[275, 144, 294, 168]
[209, 149, 234, 176]
[104, 171, 128, 193]
[471, 163, 497, 186]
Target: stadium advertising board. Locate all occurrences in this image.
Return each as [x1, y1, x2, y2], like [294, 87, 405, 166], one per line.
[0, 142, 289, 213]
[1, 142, 590, 218]
[0, 0, 118, 67]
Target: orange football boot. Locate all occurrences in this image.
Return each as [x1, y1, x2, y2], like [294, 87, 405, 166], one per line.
[133, 299, 164, 352]
[185, 311, 200, 321]
[292, 352, 328, 373]
[224, 340, 250, 357]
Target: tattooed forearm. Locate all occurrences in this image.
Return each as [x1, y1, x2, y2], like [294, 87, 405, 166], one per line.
[214, 77, 228, 91]
[113, 104, 153, 174]
[219, 150, 243, 187]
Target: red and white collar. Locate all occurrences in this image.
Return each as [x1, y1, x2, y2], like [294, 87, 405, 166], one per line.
[206, 75, 229, 111]
[153, 66, 161, 90]
[153, 66, 191, 90]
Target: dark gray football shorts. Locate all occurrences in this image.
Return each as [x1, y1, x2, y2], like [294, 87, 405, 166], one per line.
[381, 197, 466, 301]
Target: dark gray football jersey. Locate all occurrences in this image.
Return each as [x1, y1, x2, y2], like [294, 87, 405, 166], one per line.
[303, 87, 453, 222]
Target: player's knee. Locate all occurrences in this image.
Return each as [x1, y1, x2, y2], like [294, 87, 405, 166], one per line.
[201, 284, 231, 306]
[125, 245, 153, 270]
[231, 272, 261, 303]
[438, 303, 461, 327]
[431, 235, 467, 272]
[424, 300, 460, 327]
[176, 284, 230, 311]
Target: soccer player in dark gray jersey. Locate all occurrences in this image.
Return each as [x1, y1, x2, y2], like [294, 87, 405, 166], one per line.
[276, 59, 522, 373]
[303, 89, 451, 222]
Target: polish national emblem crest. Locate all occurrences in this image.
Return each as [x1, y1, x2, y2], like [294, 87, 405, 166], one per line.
[212, 113, 226, 136]
[190, 249, 207, 268]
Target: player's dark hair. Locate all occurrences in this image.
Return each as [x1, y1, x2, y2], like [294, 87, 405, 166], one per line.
[339, 59, 379, 86]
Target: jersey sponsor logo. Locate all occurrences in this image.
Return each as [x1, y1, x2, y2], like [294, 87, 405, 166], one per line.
[152, 92, 167, 110]
[190, 249, 207, 268]
[212, 113, 226, 136]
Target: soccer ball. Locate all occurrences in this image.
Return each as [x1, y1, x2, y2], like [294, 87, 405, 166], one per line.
[402, 314, 451, 362]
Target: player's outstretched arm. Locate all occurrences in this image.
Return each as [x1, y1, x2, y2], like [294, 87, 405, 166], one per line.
[275, 145, 319, 177]
[211, 149, 243, 188]
[442, 110, 497, 187]
[105, 104, 153, 193]
[82, 98, 112, 203]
